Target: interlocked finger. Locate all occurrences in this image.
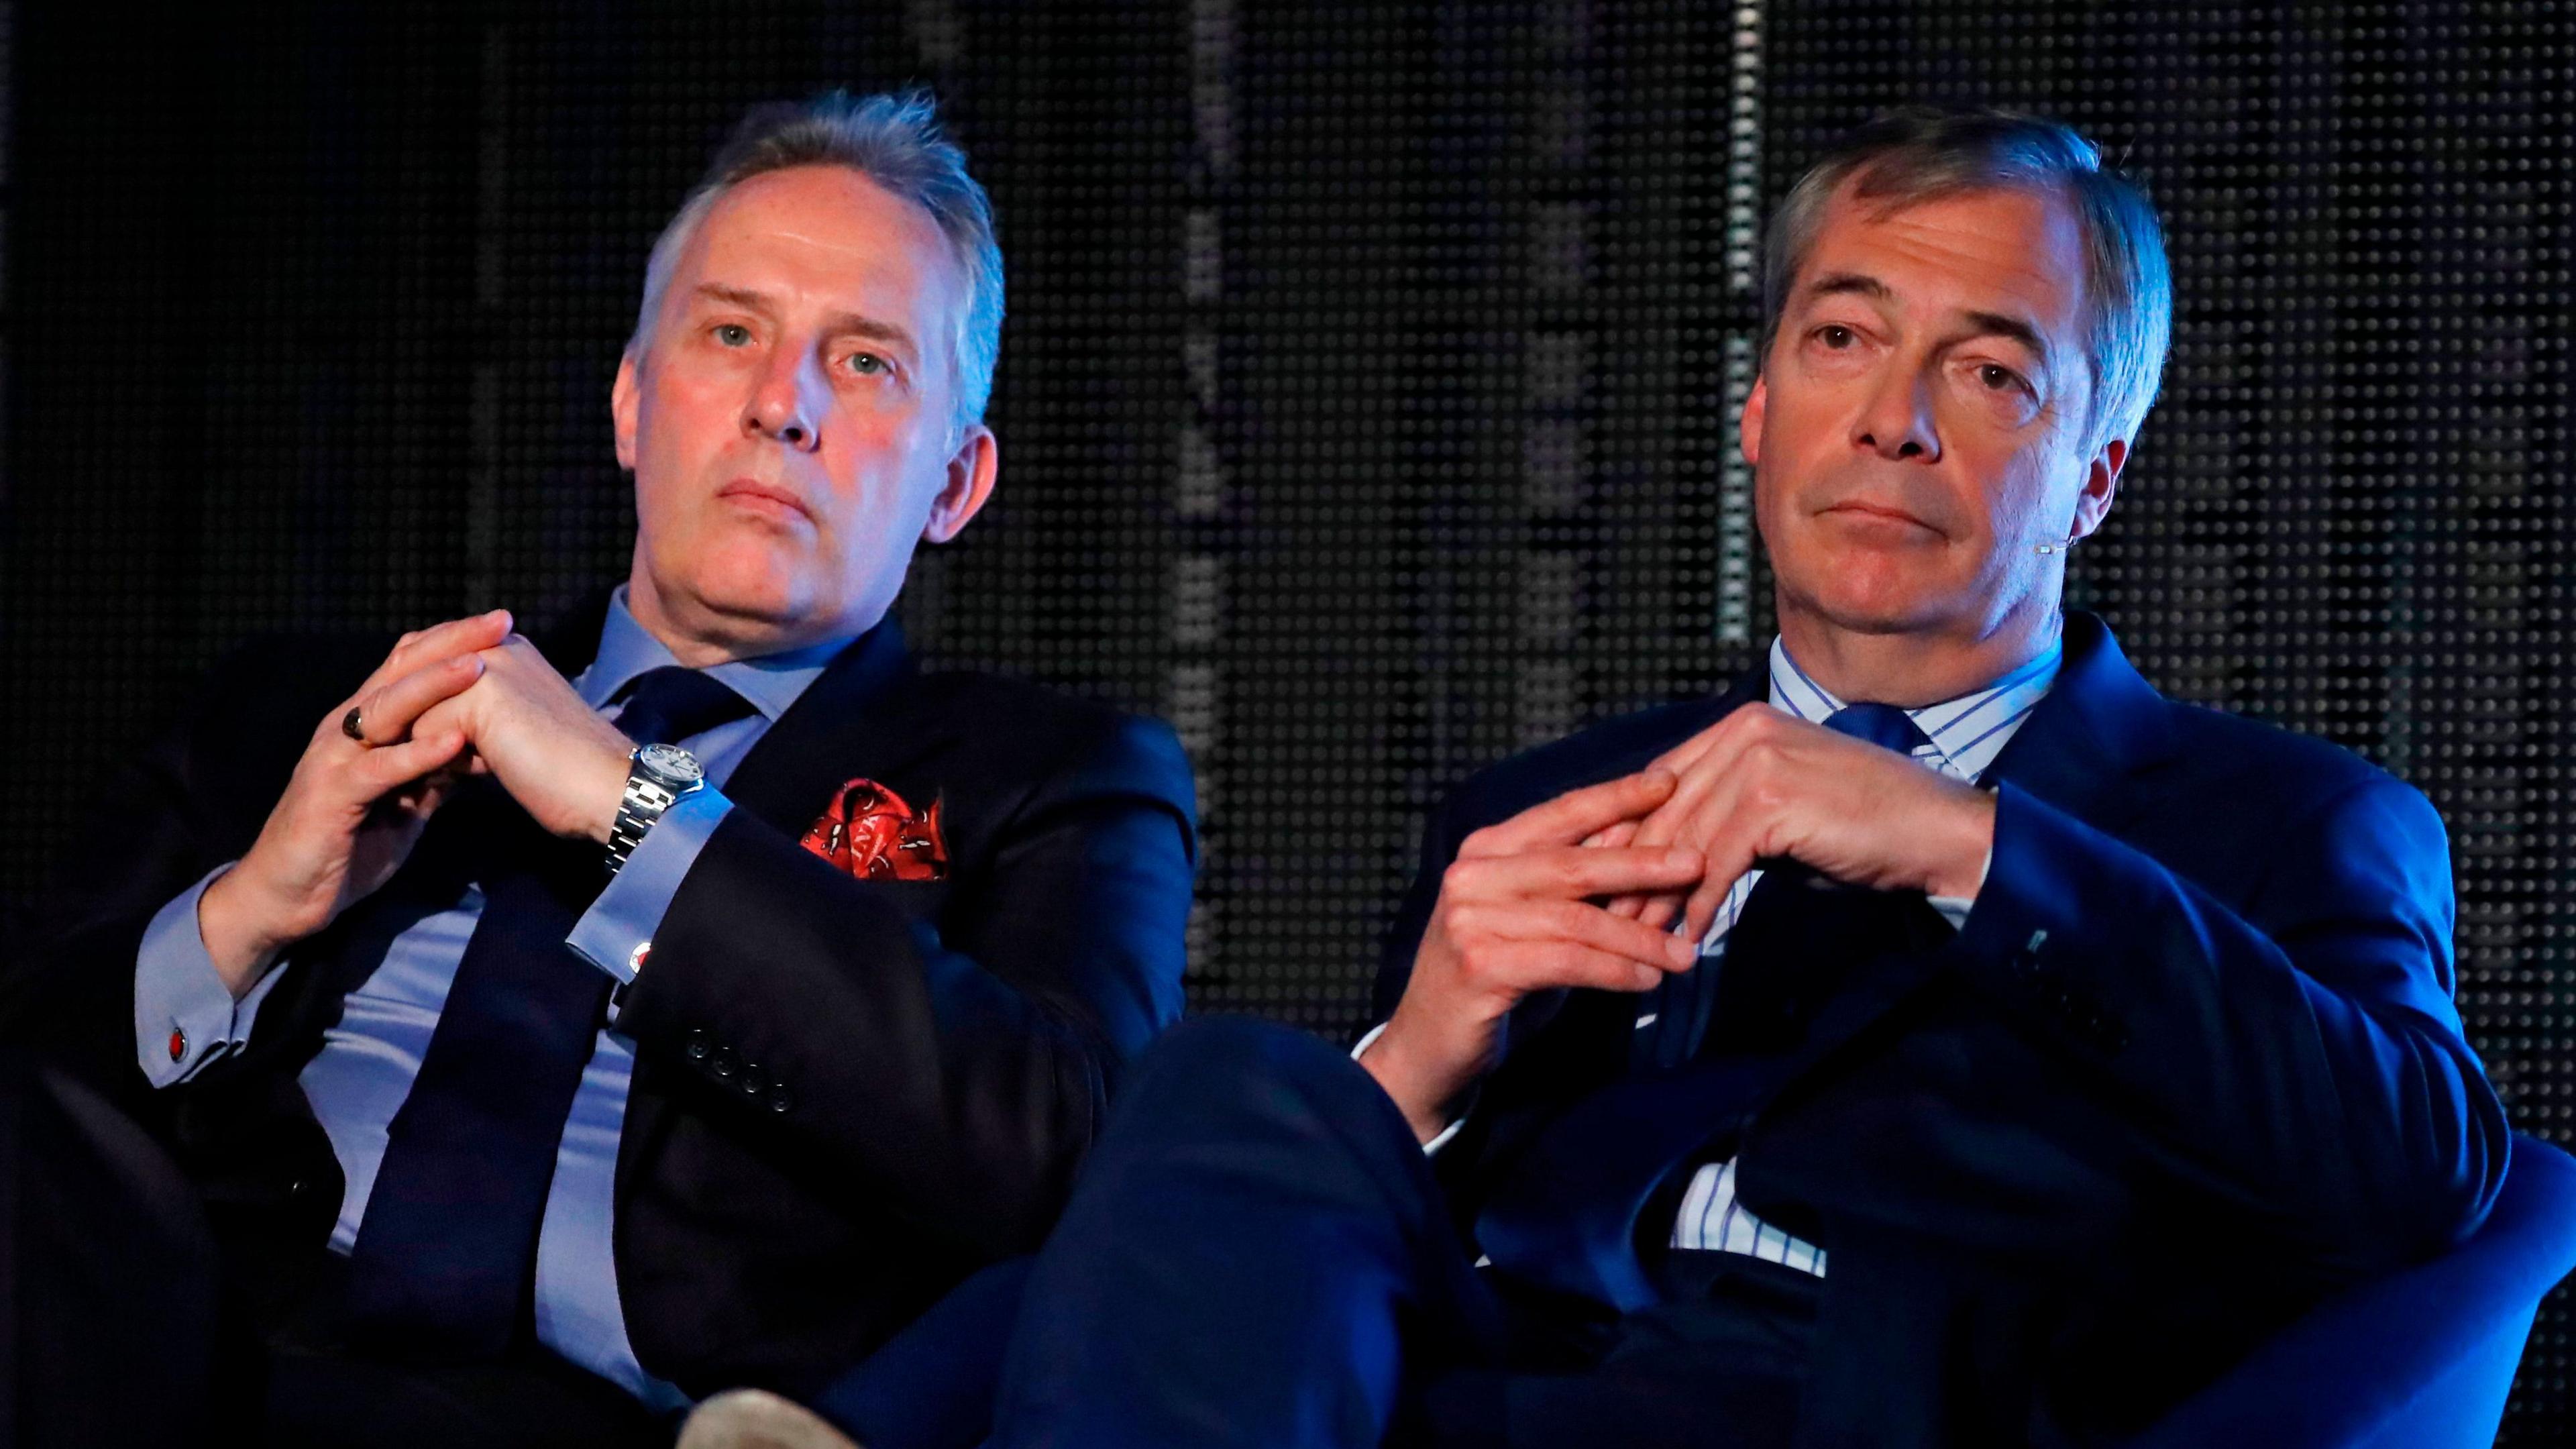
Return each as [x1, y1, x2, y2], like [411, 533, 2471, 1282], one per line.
[1473, 939, 1671, 996]
[343, 654, 487, 749]
[352, 609, 513, 701]
[1446, 843, 1705, 906]
[351, 727, 471, 795]
[1489, 896, 1699, 972]
[1459, 770, 1677, 859]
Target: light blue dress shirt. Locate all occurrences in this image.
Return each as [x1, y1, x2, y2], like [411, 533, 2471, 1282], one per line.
[133, 589, 852, 1408]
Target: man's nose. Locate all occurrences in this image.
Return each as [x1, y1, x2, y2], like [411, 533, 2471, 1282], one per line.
[1851, 366, 1940, 463]
[744, 349, 825, 452]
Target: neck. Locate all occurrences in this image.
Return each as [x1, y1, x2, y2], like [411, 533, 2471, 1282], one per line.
[625, 569, 871, 669]
[1775, 594, 2061, 708]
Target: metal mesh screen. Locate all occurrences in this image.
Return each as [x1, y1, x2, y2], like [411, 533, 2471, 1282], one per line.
[1, 2, 2565, 1437]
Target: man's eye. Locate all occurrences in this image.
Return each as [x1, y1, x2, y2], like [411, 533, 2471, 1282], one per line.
[713, 323, 753, 347]
[1979, 364, 2021, 390]
[1816, 325, 1857, 349]
[844, 352, 889, 376]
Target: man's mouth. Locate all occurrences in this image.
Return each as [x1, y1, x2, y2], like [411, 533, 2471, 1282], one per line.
[1821, 499, 1935, 531]
[716, 478, 813, 523]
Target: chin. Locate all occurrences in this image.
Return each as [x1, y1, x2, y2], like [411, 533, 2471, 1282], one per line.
[1792, 567, 1962, 636]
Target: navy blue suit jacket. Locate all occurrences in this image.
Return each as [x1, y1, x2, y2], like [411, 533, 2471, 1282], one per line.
[1371, 613, 2508, 1447]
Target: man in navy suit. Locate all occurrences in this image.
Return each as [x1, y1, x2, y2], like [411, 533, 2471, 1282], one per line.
[785, 107, 2508, 1449]
[0, 93, 1194, 1448]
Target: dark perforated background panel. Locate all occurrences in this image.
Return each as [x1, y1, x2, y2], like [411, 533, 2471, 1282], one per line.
[1, 3, 2563, 1437]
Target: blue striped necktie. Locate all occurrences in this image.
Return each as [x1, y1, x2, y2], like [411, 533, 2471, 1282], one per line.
[1823, 701, 1929, 756]
[341, 665, 751, 1357]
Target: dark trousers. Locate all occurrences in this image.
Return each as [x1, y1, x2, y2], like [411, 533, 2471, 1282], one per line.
[820, 1017, 1813, 1449]
[0, 1053, 670, 1449]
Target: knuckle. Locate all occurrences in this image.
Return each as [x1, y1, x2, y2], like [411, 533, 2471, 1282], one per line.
[1743, 771, 1790, 812]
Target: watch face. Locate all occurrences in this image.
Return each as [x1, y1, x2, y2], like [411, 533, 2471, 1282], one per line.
[636, 742, 704, 788]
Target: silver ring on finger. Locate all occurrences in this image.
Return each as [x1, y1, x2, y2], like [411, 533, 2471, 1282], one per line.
[341, 706, 368, 744]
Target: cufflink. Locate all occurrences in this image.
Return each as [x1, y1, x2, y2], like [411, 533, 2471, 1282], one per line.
[168, 1028, 186, 1063]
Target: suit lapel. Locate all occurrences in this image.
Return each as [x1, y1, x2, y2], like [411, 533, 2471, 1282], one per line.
[1974, 610, 2178, 835]
[715, 619, 925, 836]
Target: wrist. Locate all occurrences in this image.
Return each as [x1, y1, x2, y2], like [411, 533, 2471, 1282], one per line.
[1362, 1005, 1490, 1144]
[197, 864, 290, 993]
[1925, 790, 1999, 900]
[585, 745, 638, 846]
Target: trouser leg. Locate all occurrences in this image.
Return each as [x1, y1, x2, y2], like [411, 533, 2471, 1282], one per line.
[985, 1016, 1499, 1449]
[0, 1052, 221, 1449]
[800, 1256, 1034, 1449]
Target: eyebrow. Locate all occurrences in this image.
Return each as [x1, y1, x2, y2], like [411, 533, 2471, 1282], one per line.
[689, 283, 920, 357]
[1798, 271, 2054, 367]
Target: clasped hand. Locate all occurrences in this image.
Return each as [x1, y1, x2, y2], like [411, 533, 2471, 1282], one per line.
[1362, 706, 1994, 1143]
[198, 611, 635, 994]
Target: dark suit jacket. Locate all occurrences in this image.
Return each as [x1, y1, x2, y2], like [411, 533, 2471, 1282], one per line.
[1371, 612, 2508, 1448]
[0, 594, 1197, 1399]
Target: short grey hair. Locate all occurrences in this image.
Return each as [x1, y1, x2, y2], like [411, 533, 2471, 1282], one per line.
[1760, 107, 2173, 453]
[627, 89, 1005, 433]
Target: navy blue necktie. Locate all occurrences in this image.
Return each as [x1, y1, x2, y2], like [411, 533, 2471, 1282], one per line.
[342, 665, 753, 1357]
[1823, 700, 1929, 757]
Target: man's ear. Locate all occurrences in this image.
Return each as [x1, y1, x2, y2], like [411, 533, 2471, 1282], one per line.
[922, 425, 999, 544]
[1739, 374, 1768, 468]
[2071, 436, 2129, 541]
[610, 352, 642, 472]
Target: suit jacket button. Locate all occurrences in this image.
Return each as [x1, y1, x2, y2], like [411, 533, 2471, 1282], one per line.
[710, 1046, 739, 1081]
[767, 1089, 793, 1114]
[738, 1063, 767, 1097]
[684, 1029, 710, 1062]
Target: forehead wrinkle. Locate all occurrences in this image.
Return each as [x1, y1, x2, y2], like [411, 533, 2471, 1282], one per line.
[759, 225, 902, 260]
[1814, 202, 2084, 366]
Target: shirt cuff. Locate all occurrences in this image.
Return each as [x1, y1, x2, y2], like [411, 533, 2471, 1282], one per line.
[1926, 839, 1996, 930]
[136, 864, 286, 1087]
[568, 786, 734, 987]
[1351, 1022, 1465, 1155]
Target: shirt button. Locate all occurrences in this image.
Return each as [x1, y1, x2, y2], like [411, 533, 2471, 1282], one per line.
[167, 1028, 187, 1063]
[684, 1030, 710, 1062]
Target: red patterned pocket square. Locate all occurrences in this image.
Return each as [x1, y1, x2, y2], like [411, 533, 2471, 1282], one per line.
[800, 778, 949, 881]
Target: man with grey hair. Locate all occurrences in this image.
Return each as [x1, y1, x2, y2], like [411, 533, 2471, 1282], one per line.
[767, 106, 2504, 1449]
[0, 89, 1194, 1447]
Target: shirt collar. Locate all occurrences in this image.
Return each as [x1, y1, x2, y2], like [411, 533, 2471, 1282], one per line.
[573, 585, 854, 722]
[1766, 630, 2064, 781]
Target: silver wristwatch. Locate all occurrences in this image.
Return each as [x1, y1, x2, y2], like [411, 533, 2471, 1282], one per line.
[606, 742, 706, 874]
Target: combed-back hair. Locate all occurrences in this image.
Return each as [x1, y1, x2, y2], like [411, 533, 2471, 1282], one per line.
[1760, 107, 2172, 453]
[629, 89, 1004, 434]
